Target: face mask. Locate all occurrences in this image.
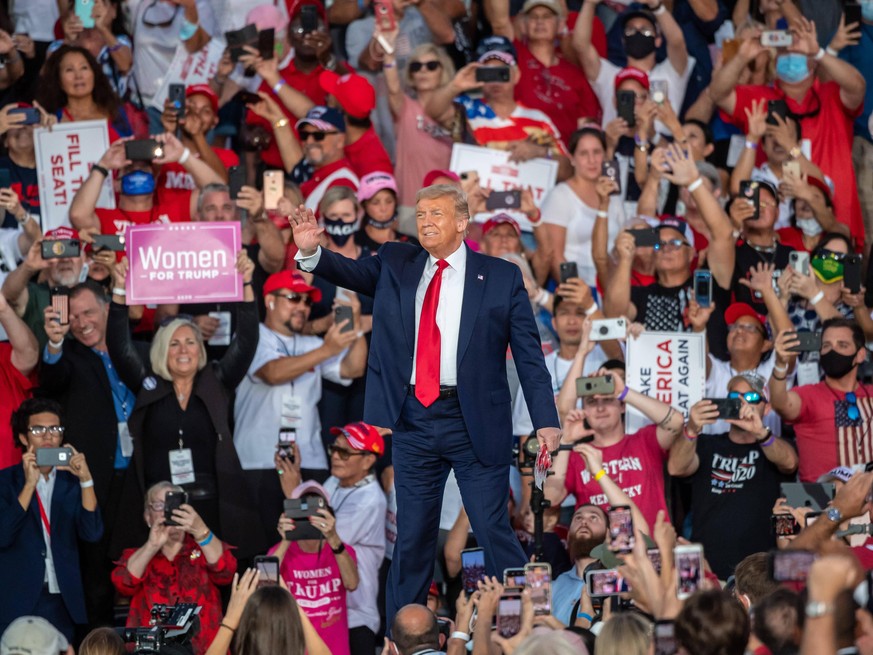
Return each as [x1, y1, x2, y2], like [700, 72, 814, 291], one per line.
[323, 218, 358, 247]
[121, 170, 155, 196]
[796, 217, 823, 237]
[776, 53, 811, 84]
[365, 212, 397, 230]
[624, 31, 657, 59]
[820, 349, 858, 379]
[862, 0, 873, 21]
[811, 255, 844, 283]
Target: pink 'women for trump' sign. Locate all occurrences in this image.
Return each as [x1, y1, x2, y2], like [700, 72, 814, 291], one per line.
[125, 222, 243, 304]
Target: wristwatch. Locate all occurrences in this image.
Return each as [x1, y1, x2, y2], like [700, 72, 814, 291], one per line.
[789, 145, 803, 160]
[755, 427, 773, 444]
[805, 600, 834, 618]
[826, 506, 842, 523]
[274, 118, 289, 130]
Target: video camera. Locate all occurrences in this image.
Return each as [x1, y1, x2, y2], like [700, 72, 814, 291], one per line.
[118, 603, 201, 654]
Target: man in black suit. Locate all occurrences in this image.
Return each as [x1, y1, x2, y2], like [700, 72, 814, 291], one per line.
[39, 280, 143, 629]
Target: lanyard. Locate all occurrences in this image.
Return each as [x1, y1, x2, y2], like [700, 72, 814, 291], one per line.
[35, 492, 51, 537]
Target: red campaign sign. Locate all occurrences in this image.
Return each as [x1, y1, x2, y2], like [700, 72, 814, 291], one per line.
[125, 222, 243, 305]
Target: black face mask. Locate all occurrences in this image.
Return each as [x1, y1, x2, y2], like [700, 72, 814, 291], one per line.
[365, 212, 397, 230]
[323, 218, 358, 247]
[820, 349, 858, 379]
[624, 32, 657, 59]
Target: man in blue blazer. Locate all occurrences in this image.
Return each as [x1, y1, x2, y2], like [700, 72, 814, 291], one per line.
[0, 398, 103, 640]
[293, 184, 561, 626]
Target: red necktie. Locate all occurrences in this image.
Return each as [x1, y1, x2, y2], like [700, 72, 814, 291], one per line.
[415, 259, 449, 407]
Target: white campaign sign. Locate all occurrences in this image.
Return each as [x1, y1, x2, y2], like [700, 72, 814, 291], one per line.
[625, 331, 706, 433]
[449, 143, 558, 232]
[34, 120, 114, 231]
[150, 39, 227, 111]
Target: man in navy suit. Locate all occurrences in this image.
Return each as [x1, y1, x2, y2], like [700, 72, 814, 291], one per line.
[0, 398, 103, 640]
[292, 184, 561, 625]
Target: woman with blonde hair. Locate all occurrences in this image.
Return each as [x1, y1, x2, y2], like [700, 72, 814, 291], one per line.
[594, 612, 652, 655]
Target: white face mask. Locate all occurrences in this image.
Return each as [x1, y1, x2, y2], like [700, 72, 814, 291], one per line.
[796, 217, 823, 237]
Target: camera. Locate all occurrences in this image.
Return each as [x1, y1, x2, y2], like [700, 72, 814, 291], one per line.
[118, 603, 200, 654]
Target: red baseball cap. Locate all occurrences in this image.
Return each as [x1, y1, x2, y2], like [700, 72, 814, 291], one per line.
[186, 84, 219, 113]
[615, 66, 650, 91]
[806, 174, 833, 204]
[422, 169, 460, 187]
[482, 213, 521, 236]
[330, 421, 384, 455]
[263, 271, 322, 302]
[319, 70, 376, 119]
[45, 226, 79, 241]
[725, 302, 766, 329]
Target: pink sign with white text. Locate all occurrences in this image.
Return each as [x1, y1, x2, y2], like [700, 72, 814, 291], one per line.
[126, 222, 242, 304]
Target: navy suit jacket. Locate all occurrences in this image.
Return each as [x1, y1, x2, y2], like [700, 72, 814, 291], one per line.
[312, 243, 559, 465]
[0, 464, 103, 627]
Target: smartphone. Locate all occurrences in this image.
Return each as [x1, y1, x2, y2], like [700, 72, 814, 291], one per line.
[761, 30, 793, 47]
[461, 547, 486, 594]
[617, 90, 636, 127]
[264, 170, 284, 210]
[229, 166, 245, 200]
[738, 180, 760, 221]
[577, 374, 616, 397]
[524, 562, 551, 616]
[780, 482, 835, 511]
[496, 595, 522, 638]
[845, 254, 863, 294]
[163, 491, 188, 527]
[92, 234, 125, 252]
[8, 107, 40, 125]
[721, 39, 740, 64]
[559, 261, 578, 283]
[476, 66, 511, 83]
[485, 189, 522, 211]
[675, 544, 704, 600]
[253, 555, 280, 586]
[258, 28, 275, 60]
[75, 0, 95, 29]
[335, 305, 354, 334]
[503, 567, 527, 590]
[648, 548, 663, 575]
[373, 0, 396, 31]
[283, 496, 327, 540]
[846, 3, 862, 27]
[601, 159, 621, 195]
[586, 569, 629, 597]
[651, 79, 668, 105]
[51, 286, 70, 326]
[694, 269, 713, 309]
[168, 83, 186, 119]
[767, 99, 789, 126]
[654, 620, 678, 655]
[277, 428, 295, 460]
[35, 447, 73, 467]
[608, 505, 635, 553]
[225, 23, 258, 61]
[42, 239, 80, 259]
[704, 397, 742, 420]
[627, 228, 659, 248]
[0, 168, 10, 190]
[789, 250, 810, 275]
[783, 159, 801, 179]
[125, 139, 162, 161]
[769, 549, 815, 582]
[771, 513, 800, 537]
[590, 318, 626, 342]
[805, 511, 823, 527]
[786, 331, 822, 353]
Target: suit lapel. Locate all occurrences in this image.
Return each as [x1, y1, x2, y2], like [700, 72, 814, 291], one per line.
[401, 248, 430, 354]
[457, 248, 486, 366]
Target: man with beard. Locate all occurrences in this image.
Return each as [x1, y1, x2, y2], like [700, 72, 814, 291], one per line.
[296, 107, 359, 212]
[233, 270, 367, 550]
[770, 317, 873, 482]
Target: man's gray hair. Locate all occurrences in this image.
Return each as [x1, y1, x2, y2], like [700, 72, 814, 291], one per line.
[196, 183, 231, 215]
[415, 184, 470, 222]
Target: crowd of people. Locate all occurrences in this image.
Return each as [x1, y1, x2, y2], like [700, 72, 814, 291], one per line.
[4, 0, 873, 654]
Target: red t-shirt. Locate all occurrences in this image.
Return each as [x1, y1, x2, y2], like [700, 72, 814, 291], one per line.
[776, 226, 822, 253]
[565, 12, 607, 59]
[0, 343, 35, 468]
[345, 127, 393, 178]
[513, 39, 601, 146]
[301, 158, 359, 211]
[564, 425, 670, 528]
[725, 80, 863, 248]
[789, 381, 873, 482]
[96, 203, 187, 236]
[155, 147, 240, 216]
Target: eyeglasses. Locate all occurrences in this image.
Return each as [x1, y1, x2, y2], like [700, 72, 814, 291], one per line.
[273, 292, 312, 306]
[624, 28, 656, 38]
[148, 501, 166, 512]
[299, 131, 328, 142]
[28, 425, 65, 436]
[158, 313, 194, 327]
[328, 444, 372, 460]
[728, 390, 764, 405]
[141, 0, 180, 27]
[846, 392, 861, 422]
[653, 239, 688, 252]
[728, 323, 764, 335]
[409, 60, 441, 73]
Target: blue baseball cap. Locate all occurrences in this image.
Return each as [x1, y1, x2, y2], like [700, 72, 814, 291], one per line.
[295, 105, 345, 133]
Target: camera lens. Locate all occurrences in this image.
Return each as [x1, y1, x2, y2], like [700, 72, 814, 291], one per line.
[598, 326, 608, 335]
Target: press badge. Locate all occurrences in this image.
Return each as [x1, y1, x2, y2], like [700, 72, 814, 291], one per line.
[118, 422, 133, 458]
[169, 448, 195, 485]
[795, 361, 820, 387]
[281, 395, 303, 429]
[208, 311, 232, 347]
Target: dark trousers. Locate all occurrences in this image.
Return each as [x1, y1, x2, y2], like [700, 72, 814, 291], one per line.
[385, 394, 525, 627]
[34, 586, 75, 641]
[349, 625, 376, 655]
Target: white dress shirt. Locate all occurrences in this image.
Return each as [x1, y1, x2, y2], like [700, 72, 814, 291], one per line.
[35, 469, 60, 593]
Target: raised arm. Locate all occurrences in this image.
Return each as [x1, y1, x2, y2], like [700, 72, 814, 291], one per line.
[710, 34, 766, 116]
[424, 63, 479, 123]
[215, 252, 258, 389]
[1, 239, 46, 316]
[247, 93, 304, 173]
[730, 99, 767, 195]
[618, 373, 685, 450]
[484, 0, 513, 39]
[768, 329, 802, 422]
[0, 293, 37, 374]
[571, 0, 602, 80]
[668, 400, 713, 477]
[70, 140, 130, 233]
[602, 231, 636, 320]
[107, 260, 148, 392]
[645, 0, 689, 75]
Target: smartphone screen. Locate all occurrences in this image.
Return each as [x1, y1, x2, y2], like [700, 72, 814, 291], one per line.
[496, 596, 522, 638]
[461, 548, 486, 594]
[524, 563, 551, 616]
[254, 556, 280, 586]
[264, 170, 284, 210]
[675, 546, 704, 600]
[608, 506, 635, 553]
[503, 568, 526, 590]
[654, 620, 678, 655]
[586, 569, 629, 597]
[771, 513, 799, 537]
[770, 549, 815, 582]
[694, 270, 712, 308]
[277, 428, 295, 460]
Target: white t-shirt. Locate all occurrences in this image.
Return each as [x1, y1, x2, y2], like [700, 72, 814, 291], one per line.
[704, 354, 785, 436]
[233, 324, 350, 471]
[12, 0, 59, 42]
[751, 164, 793, 230]
[593, 57, 695, 135]
[541, 182, 626, 287]
[324, 475, 387, 634]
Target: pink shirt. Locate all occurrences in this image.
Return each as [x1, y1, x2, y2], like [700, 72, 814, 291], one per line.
[270, 541, 357, 655]
[564, 425, 670, 527]
[394, 95, 453, 207]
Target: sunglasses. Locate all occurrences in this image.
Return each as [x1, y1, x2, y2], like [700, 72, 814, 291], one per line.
[846, 392, 861, 422]
[299, 131, 328, 142]
[328, 444, 372, 460]
[273, 292, 312, 306]
[624, 28, 656, 38]
[728, 391, 763, 405]
[409, 60, 441, 73]
[653, 239, 688, 252]
[28, 425, 65, 436]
